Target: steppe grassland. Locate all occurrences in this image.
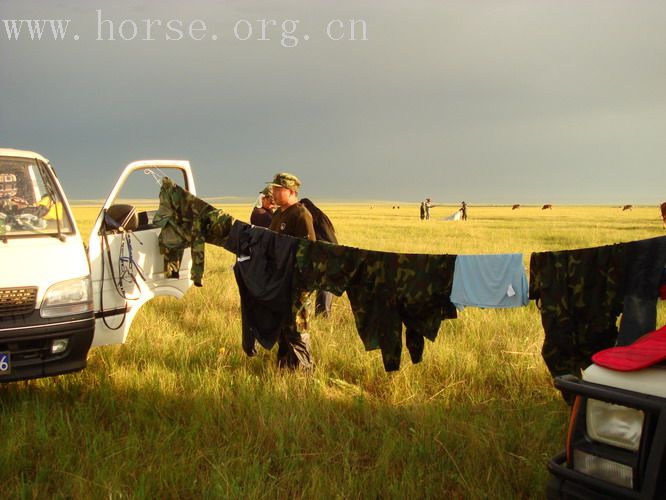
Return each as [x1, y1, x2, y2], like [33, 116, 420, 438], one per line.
[1, 204, 664, 498]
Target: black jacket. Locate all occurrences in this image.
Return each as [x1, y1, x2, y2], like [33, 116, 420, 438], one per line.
[223, 221, 298, 354]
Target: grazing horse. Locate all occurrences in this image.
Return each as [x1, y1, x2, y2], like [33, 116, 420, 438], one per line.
[542, 204, 552, 210]
[622, 205, 633, 211]
[512, 204, 520, 210]
[661, 202, 666, 228]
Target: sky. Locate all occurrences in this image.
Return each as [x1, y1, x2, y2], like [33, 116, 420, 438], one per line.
[1, 0, 664, 205]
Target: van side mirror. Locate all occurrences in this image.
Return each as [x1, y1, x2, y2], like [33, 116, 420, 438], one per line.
[103, 204, 138, 233]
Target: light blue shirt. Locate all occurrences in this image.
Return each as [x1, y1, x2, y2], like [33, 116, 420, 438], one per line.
[450, 254, 529, 310]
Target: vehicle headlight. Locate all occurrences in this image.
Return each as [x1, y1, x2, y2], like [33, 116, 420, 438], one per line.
[586, 399, 644, 451]
[573, 450, 634, 488]
[40, 277, 93, 318]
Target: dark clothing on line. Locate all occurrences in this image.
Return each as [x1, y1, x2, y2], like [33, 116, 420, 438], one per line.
[295, 239, 457, 371]
[222, 221, 298, 356]
[616, 236, 666, 345]
[530, 244, 627, 378]
[530, 236, 666, 378]
[269, 202, 317, 369]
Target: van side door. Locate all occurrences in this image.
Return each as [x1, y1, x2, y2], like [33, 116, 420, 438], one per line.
[88, 161, 196, 346]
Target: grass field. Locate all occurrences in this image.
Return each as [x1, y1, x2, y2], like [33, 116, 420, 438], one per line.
[2, 204, 665, 498]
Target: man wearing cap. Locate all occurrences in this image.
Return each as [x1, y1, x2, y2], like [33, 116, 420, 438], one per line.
[250, 186, 275, 228]
[268, 173, 316, 241]
[267, 172, 316, 369]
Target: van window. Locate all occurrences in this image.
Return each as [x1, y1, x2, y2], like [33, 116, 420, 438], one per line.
[109, 166, 188, 231]
[0, 157, 73, 238]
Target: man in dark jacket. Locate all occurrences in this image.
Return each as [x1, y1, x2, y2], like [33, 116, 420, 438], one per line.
[250, 186, 274, 227]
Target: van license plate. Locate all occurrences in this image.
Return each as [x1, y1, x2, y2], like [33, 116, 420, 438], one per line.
[0, 352, 10, 375]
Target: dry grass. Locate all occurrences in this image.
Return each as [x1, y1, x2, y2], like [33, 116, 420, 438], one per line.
[1, 203, 664, 498]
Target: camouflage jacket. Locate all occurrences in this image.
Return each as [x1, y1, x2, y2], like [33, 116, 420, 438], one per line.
[154, 178, 234, 286]
[295, 239, 457, 371]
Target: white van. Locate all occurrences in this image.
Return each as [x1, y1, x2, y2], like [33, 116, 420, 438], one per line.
[0, 148, 195, 382]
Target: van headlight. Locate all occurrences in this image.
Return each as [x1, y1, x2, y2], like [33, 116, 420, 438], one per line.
[573, 449, 634, 488]
[586, 399, 644, 451]
[40, 277, 93, 318]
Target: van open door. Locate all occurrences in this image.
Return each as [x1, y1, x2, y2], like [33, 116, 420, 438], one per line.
[88, 161, 196, 346]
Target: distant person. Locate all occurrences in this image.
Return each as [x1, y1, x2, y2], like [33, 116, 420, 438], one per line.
[425, 198, 432, 220]
[461, 201, 467, 221]
[250, 186, 274, 227]
[300, 197, 338, 317]
[268, 172, 316, 370]
[420, 202, 425, 220]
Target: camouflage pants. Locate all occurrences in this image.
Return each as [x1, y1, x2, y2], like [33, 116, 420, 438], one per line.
[296, 240, 457, 371]
[277, 289, 314, 370]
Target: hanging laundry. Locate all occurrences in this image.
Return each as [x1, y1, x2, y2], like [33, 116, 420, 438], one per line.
[154, 178, 234, 286]
[450, 254, 529, 310]
[222, 221, 300, 358]
[529, 243, 627, 378]
[616, 236, 666, 346]
[530, 235, 666, 378]
[295, 239, 457, 371]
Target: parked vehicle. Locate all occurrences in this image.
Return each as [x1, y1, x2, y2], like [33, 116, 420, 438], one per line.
[0, 148, 195, 382]
[547, 364, 666, 499]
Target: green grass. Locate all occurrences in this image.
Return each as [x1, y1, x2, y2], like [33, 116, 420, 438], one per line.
[1, 204, 665, 498]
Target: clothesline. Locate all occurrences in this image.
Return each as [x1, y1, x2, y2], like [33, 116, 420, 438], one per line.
[154, 178, 666, 375]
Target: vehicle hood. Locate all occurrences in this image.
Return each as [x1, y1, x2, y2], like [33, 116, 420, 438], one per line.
[584, 363, 666, 398]
[1, 235, 90, 304]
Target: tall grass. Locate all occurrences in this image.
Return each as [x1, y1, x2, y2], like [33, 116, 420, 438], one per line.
[1, 204, 664, 498]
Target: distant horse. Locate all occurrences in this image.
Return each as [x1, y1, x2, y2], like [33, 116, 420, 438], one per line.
[622, 205, 633, 211]
[542, 204, 553, 210]
[661, 202, 666, 228]
[512, 204, 520, 210]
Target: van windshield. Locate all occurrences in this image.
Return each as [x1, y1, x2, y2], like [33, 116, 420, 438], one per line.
[0, 157, 74, 238]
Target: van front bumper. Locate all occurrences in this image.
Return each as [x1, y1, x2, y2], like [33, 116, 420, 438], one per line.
[0, 314, 94, 382]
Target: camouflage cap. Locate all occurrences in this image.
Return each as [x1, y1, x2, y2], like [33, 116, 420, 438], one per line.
[267, 172, 301, 192]
[259, 186, 273, 197]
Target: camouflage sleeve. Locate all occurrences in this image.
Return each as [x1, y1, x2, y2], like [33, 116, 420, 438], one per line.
[190, 217, 206, 287]
[189, 208, 235, 286]
[205, 210, 235, 247]
[155, 178, 186, 279]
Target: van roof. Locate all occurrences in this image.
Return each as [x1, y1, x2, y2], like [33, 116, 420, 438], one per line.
[0, 148, 50, 164]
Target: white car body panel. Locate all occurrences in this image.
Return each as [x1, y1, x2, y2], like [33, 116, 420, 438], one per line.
[88, 160, 196, 346]
[583, 363, 666, 399]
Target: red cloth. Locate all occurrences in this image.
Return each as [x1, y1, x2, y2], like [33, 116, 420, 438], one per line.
[592, 324, 666, 371]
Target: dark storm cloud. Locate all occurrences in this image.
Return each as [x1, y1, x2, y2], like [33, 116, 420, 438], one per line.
[1, 0, 664, 204]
